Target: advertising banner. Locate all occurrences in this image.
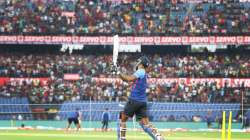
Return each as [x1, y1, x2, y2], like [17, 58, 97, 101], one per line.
[0, 36, 249, 45]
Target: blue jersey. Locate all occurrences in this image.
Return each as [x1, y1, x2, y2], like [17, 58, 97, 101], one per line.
[102, 112, 110, 122]
[68, 111, 79, 119]
[129, 69, 147, 102]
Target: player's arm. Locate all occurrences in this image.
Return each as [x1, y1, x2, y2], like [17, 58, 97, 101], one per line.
[119, 74, 137, 82]
[119, 69, 145, 82]
[107, 112, 110, 121]
[102, 112, 104, 118]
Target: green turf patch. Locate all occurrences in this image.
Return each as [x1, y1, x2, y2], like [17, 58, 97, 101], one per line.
[0, 130, 249, 140]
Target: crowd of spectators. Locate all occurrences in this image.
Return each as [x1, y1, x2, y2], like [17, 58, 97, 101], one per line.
[0, 53, 250, 103]
[0, 75, 249, 104]
[0, 53, 249, 78]
[0, 0, 249, 36]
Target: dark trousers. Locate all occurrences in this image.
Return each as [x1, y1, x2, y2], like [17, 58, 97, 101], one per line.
[102, 121, 108, 130]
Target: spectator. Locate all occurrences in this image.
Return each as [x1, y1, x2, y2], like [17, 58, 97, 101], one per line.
[17, 114, 23, 121]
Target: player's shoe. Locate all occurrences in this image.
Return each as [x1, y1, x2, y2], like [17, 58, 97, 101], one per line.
[156, 133, 165, 140]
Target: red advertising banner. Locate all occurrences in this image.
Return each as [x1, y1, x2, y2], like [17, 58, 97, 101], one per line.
[92, 78, 250, 87]
[9, 78, 50, 86]
[1, 77, 250, 87]
[0, 77, 9, 86]
[0, 36, 249, 45]
[0, 78, 50, 86]
[64, 74, 80, 80]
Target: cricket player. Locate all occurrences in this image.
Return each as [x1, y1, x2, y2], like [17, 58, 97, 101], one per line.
[116, 56, 165, 140]
[66, 108, 81, 131]
[102, 108, 110, 132]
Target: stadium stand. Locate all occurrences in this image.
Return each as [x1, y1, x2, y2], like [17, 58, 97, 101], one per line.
[0, 53, 249, 78]
[247, 109, 250, 118]
[0, 97, 32, 120]
[0, 98, 243, 122]
[0, 0, 249, 36]
[0, 69, 248, 103]
[58, 101, 241, 122]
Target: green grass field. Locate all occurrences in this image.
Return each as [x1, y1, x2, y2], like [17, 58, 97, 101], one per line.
[0, 130, 249, 140]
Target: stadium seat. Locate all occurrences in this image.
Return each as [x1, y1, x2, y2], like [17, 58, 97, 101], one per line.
[0, 97, 32, 120]
[58, 102, 241, 122]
